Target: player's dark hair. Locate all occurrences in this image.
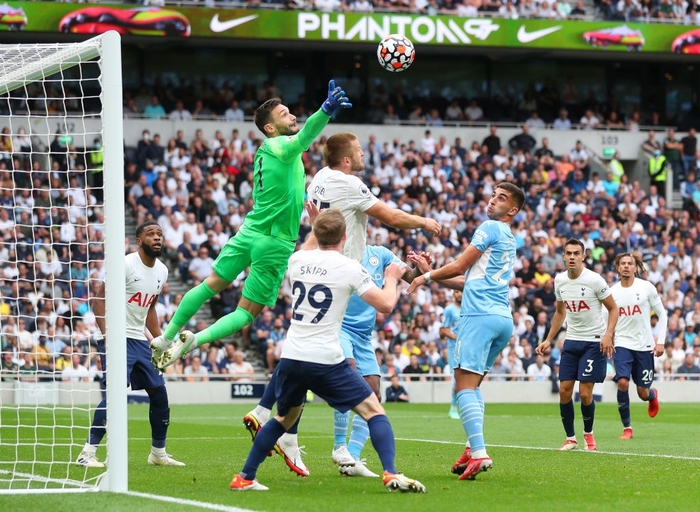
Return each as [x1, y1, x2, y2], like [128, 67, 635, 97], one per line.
[564, 238, 585, 253]
[496, 182, 525, 212]
[323, 132, 358, 167]
[136, 220, 160, 238]
[613, 252, 646, 276]
[314, 208, 346, 247]
[254, 97, 282, 136]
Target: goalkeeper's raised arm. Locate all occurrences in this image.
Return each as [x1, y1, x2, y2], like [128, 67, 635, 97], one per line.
[152, 80, 353, 371]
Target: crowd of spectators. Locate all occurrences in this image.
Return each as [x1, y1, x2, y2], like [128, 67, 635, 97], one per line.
[3, 89, 700, 385]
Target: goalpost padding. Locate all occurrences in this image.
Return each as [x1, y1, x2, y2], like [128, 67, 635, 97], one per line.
[0, 31, 126, 494]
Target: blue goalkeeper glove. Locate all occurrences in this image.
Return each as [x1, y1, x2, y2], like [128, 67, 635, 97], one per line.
[321, 79, 352, 116]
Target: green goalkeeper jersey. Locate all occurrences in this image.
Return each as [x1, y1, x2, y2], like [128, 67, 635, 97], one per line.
[243, 108, 331, 242]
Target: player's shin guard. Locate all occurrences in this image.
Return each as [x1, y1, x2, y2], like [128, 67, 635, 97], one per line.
[88, 398, 107, 446]
[196, 307, 254, 346]
[368, 415, 397, 474]
[617, 389, 631, 428]
[457, 389, 486, 455]
[241, 418, 286, 481]
[164, 281, 217, 341]
[560, 400, 576, 438]
[149, 386, 170, 449]
[334, 410, 349, 449]
[581, 400, 595, 434]
[348, 414, 370, 460]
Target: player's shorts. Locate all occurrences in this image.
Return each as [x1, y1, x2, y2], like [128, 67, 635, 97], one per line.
[613, 347, 655, 388]
[454, 314, 513, 375]
[558, 340, 606, 383]
[339, 329, 380, 376]
[99, 338, 165, 391]
[274, 358, 374, 416]
[212, 227, 295, 307]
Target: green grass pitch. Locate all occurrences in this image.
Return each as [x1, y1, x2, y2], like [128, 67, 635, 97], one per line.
[1, 402, 699, 511]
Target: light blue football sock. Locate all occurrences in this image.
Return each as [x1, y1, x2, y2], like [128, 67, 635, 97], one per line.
[457, 388, 485, 453]
[348, 414, 370, 460]
[333, 409, 349, 449]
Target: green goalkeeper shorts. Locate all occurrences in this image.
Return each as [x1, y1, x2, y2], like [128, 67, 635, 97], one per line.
[211, 227, 295, 307]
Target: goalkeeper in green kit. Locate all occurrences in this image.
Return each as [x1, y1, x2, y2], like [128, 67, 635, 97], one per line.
[151, 80, 352, 369]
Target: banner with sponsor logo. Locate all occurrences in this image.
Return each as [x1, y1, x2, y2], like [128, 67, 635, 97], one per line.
[3, 1, 700, 54]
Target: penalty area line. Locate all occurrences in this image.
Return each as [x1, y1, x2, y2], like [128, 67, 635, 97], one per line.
[124, 490, 260, 512]
[395, 437, 700, 461]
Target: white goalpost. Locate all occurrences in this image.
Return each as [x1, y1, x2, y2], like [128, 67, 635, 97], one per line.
[0, 31, 127, 494]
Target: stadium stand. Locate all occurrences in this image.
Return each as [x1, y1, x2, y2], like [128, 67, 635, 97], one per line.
[2, 68, 700, 385]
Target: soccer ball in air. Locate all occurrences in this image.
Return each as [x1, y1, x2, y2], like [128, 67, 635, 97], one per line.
[377, 34, 415, 73]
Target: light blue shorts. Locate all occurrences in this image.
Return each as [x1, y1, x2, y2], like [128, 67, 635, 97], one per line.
[454, 315, 513, 375]
[340, 329, 381, 377]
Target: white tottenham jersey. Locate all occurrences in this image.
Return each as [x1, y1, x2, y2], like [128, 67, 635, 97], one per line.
[609, 278, 667, 351]
[554, 267, 612, 341]
[307, 166, 379, 262]
[125, 252, 168, 340]
[282, 249, 375, 364]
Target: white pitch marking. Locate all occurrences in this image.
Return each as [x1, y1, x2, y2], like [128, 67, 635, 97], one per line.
[394, 437, 700, 461]
[125, 490, 260, 512]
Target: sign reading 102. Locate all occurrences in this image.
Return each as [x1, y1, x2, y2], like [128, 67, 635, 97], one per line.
[231, 383, 265, 399]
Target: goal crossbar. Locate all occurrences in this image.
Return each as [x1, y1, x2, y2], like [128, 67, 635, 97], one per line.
[0, 40, 102, 96]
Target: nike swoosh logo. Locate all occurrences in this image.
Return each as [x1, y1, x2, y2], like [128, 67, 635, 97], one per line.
[517, 25, 562, 43]
[210, 14, 258, 33]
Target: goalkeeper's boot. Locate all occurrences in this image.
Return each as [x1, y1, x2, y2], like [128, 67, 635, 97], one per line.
[157, 331, 196, 370]
[243, 410, 264, 441]
[76, 450, 105, 468]
[382, 472, 426, 493]
[458, 457, 492, 481]
[243, 410, 273, 457]
[148, 451, 186, 466]
[277, 434, 309, 477]
[339, 459, 379, 478]
[450, 446, 472, 474]
[150, 334, 172, 368]
[230, 474, 268, 491]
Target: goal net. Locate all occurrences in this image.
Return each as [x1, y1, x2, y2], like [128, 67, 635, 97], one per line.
[0, 32, 127, 494]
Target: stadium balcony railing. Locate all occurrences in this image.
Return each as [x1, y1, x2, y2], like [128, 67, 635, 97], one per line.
[123, 111, 675, 132]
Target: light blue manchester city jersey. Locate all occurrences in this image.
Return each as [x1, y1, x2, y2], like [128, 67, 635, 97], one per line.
[342, 245, 404, 338]
[461, 219, 515, 318]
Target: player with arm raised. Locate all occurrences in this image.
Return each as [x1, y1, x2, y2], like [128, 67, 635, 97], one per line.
[151, 81, 352, 367]
[307, 131, 441, 261]
[407, 182, 524, 481]
[242, 132, 440, 476]
[76, 221, 184, 468]
[610, 253, 666, 439]
[230, 209, 425, 493]
[535, 238, 618, 452]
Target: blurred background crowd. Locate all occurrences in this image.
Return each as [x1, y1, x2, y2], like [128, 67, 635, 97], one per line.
[2, 75, 700, 385]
